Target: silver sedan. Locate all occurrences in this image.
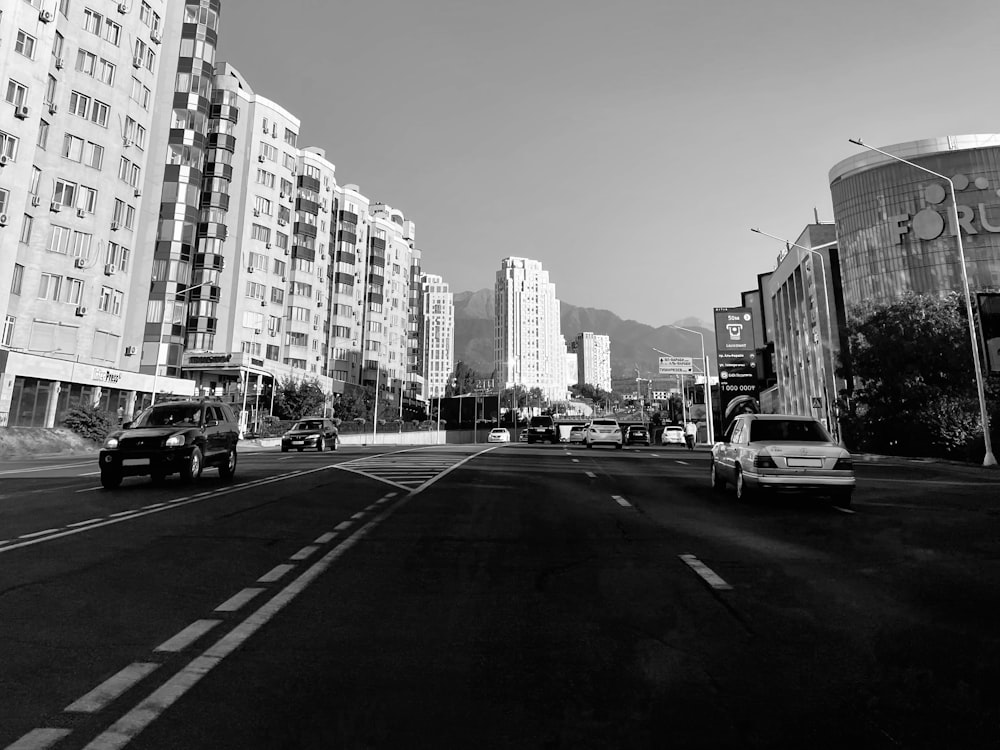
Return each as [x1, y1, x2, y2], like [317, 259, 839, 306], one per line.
[710, 413, 855, 506]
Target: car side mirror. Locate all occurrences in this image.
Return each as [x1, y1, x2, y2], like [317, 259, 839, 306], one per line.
[122, 421, 132, 429]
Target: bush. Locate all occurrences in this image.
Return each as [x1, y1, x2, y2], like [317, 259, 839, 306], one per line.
[62, 403, 116, 443]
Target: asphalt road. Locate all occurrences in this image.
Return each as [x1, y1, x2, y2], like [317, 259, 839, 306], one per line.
[0, 443, 998, 749]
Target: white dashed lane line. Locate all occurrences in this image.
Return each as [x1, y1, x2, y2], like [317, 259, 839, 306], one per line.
[154, 620, 221, 654]
[4, 728, 71, 749]
[612, 495, 632, 508]
[65, 663, 160, 714]
[679, 554, 733, 591]
[214, 587, 265, 613]
[585, 471, 597, 479]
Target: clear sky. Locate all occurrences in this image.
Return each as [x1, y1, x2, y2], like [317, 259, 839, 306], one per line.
[217, 0, 1000, 328]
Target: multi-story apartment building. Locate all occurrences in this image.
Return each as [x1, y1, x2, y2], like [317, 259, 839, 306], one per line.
[495, 257, 564, 401]
[574, 331, 611, 392]
[0, 0, 196, 426]
[418, 273, 454, 399]
[765, 222, 845, 439]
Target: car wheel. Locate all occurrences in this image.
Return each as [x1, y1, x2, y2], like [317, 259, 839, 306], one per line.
[710, 461, 726, 491]
[735, 466, 753, 501]
[181, 447, 203, 482]
[317, 437, 325, 452]
[100, 469, 122, 490]
[219, 447, 237, 481]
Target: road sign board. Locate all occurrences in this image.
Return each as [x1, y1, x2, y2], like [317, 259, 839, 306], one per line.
[658, 356, 693, 375]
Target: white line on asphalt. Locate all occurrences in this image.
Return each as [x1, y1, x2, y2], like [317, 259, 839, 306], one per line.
[612, 495, 632, 507]
[290, 545, 318, 561]
[334, 521, 352, 530]
[257, 564, 295, 583]
[154, 620, 221, 653]
[141, 503, 167, 510]
[675, 460, 689, 465]
[0, 462, 94, 476]
[214, 587, 265, 613]
[3, 728, 72, 749]
[571, 458, 579, 463]
[832, 506, 855, 515]
[17, 529, 60, 540]
[650, 453, 660, 458]
[679, 554, 733, 591]
[65, 662, 160, 713]
[109, 511, 137, 518]
[80, 490, 414, 750]
[350, 512, 365, 520]
[67, 518, 103, 528]
[314, 532, 337, 544]
[79, 471, 102, 476]
[75, 487, 102, 493]
[585, 471, 597, 478]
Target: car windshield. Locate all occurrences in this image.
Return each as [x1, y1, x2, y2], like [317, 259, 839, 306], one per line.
[132, 405, 202, 427]
[294, 420, 325, 431]
[592, 419, 617, 426]
[530, 417, 552, 426]
[749, 419, 830, 442]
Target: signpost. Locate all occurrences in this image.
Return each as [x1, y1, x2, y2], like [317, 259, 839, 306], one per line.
[658, 356, 693, 375]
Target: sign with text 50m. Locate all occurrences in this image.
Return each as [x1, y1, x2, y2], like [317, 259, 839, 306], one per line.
[713, 306, 760, 422]
[658, 356, 693, 374]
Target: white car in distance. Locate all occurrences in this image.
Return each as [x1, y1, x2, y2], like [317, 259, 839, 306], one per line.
[584, 418, 623, 449]
[487, 428, 510, 443]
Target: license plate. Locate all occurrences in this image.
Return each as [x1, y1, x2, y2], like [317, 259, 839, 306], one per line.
[122, 458, 149, 467]
[292, 440, 304, 445]
[786, 457, 822, 468]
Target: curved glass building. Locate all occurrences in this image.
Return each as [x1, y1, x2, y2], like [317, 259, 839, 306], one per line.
[829, 134, 1000, 314]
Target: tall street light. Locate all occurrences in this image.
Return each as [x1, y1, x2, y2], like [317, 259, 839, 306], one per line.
[662, 325, 715, 444]
[751, 227, 841, 442]
[849, 137, 996, 467]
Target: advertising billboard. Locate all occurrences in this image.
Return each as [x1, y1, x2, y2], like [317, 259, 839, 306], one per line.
[713, 306, 760, 426]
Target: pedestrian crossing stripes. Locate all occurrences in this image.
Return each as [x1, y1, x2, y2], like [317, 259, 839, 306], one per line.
[334, 445, 491, 492]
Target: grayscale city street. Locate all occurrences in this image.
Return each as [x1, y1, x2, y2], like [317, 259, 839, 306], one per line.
[1, 444, 997, 749]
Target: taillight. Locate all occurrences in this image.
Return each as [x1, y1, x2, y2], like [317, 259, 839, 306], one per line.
[833, 456, 853, 470]
[754, 453, 778, 469]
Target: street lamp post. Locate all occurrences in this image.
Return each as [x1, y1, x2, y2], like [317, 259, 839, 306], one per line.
[664, 326, 715, 444]
[751, 227, 841, 442]
[848, 137, 996, 467]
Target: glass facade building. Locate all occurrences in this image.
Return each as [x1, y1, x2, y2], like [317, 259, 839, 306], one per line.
[829, 135, 1000, 315]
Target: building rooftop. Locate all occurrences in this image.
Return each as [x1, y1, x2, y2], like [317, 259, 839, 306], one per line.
[829, 134, 1000, 184]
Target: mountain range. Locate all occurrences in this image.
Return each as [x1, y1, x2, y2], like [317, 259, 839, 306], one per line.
[453, 290, 718, 385]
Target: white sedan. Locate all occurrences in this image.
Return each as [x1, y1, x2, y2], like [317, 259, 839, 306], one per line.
[710, 413, 856, 506]
[584, 418, 623, 449]
[487, 428, 510, 443]
[661, 425, 686, 446]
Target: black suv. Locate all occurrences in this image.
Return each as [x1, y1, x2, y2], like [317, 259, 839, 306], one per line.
[526, 415, 558, 444]
[98, 399, 239, 489]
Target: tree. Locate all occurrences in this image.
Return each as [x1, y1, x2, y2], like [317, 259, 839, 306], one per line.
[272, 376, 327, 420]
[840, 292, 991, 458]
[448, 361, 482, 396]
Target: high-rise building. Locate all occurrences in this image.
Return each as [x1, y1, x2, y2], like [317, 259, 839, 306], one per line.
[418, 273, 454, 399]
[574, 331, 611, 392]
[494, 257, 564, 401]
[0, 0, 195, 426]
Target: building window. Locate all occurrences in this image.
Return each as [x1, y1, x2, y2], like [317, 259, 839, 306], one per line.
[2, 316, 14, 347]
[76, 49, 97, 76]
[5, 79, 28, 108]
[11, 264, 24, 295]
[38, 273, 63, 300]
[84, 141, 104, 169]
[250, 224, 271, 243]
[20, 214, 33, 244]
[69, 91, 90, 117]
[65, 278, 84, 306]
[37, 120, 49, 150]
[15, 30, 37, 59]
[106, 242, 130, 272]
[70, 230, 92, 259]
[53, 179, 77, 207]
[90, 99, 109, 127]
[284, 129, 297, 147]
[62, 134, 84, 161]
[48, 224, 71, 254]
[0, 130, 18, 161]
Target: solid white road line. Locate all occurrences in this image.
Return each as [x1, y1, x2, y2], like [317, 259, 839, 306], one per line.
[67, 518, 103, 528]
[154, 620, 221, 654]
[4, 728, 72, 749]
[214, 587, 264, 613]
[65, 663, 160, 713]
[17, 529, 60, 540]
[314, 532, 337, 544]
[0, 462, 93, 476]
[612, 495, 631, 508]
[675, 460, 689, 465]
[75, 487, 102, 493]
[679, 554, 733, 591]
[257, 564, 295, 583]
[81, 492, 411, 750]
[290, 545, 318, 561]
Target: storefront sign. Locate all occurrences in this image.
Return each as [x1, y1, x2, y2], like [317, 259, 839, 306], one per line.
[91, 368, 122, 384]
[185, 353, 233, 365]
[714, 307, 761, 424]
[890, 181, 1000, 243]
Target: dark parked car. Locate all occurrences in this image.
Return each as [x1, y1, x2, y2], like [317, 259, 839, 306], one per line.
[625, 425, 651, 446]
[281, 417, 339, 452]
[99, 399, 239, 489]
[526, 415, 558, 444]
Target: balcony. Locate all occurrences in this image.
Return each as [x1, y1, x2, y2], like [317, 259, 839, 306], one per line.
[295, 197, 319, 215]
[206, 132, 236, 152]
[209, 103, 239, 123]
[292, 245, 316, 262]
[338, 210, 358, 224]
[293, 221, 317, 238]
[297, 174, 320, 193]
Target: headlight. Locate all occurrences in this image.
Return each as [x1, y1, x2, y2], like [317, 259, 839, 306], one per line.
[165, 433, 186, 447]
[103, 436, 119, 449]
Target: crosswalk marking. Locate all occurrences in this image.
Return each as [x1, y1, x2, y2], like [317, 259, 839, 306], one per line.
[335, 446, 494, 491]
